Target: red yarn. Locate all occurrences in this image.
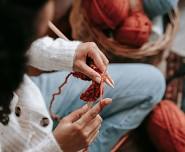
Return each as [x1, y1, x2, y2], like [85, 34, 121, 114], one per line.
[83, 0, 130, 29]
[114, 12, 152, 47]
[74, 65, 105, 102]
[82, 0, 152, 47]
[49, 64, 106, 121]
[129, 0, 144, 13]
[147, 100, 185, 152]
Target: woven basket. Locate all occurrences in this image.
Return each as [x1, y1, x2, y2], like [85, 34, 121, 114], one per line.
[70, 0, 179, 64]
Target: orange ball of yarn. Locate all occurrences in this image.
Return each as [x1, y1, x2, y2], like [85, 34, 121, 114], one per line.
[114, 12, 152, 47]
[83, 0, 130, 29]
[147, 100, 185, 152]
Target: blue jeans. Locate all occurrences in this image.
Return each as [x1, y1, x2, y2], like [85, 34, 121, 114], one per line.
[31, 64, 165, 152]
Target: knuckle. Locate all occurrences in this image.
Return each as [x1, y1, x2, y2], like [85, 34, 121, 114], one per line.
[89, 111, 97, 119]
[74, 124, 82, 132]
[86, 42, 93, 48]
[90, 42, 96, 47]
[76, 61, 82, 67]
[88, 42, 97, 51]
[86, 71, 97, 80]
[105, 59, 109, 65]
[74, 61, 80, 69]
[97, 115, 103, 122]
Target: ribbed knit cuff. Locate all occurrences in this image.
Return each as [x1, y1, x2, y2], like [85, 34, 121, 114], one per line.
[28, 36, 81, 71]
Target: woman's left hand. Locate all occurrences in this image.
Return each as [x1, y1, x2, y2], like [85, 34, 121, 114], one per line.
[73, 42, 109, 84]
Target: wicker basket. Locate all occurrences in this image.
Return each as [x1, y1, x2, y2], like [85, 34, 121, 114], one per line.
[70, 0, 179, 64]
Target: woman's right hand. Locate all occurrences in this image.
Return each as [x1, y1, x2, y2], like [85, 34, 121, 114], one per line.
[53, 98, 112, 152]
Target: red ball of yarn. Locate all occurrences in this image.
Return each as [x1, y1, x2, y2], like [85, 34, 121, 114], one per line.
[147, 100, 185, 152]
[114, 12, 152, 47]
[83, 0, 130, 29]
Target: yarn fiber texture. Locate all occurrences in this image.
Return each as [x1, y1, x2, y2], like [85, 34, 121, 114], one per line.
[115, 12, 152, 46]
[147, 100, 185, 152]
[83, 0, 130, 29]
[82, 0, 152, 46]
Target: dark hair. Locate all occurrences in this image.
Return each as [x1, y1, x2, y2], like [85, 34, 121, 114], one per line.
[0, 0, 48, 125]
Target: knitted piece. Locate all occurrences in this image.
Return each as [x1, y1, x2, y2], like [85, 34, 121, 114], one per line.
[73, 65, 104, 102]
[49, 63, 105, 121]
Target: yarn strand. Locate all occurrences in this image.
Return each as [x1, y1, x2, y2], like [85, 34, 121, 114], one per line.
[49, 72, 73, 121]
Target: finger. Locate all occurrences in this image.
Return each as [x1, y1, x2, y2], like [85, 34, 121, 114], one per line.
[83, 115, 102, 134]
[65, 104, 89, 122]
[79, 61, 102, 83]
[88, 119, 101, 136]
[76, 98, 112, 126]
[105, 72, 115, 85]
[80, 148, 88, 152]
[88, 46, 106, 73]
[104, 72, 115, 88]
[88, 130, 100, 145]
[85, 123, 101, 146]
[99, 51, 109, 67]
[97, 114, 103, 122]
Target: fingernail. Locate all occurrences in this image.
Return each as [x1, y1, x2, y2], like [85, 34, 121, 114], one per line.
[107, 74, 115, 85]
[95, 77, 101, 84]
[110, 78, 115, 85]
[105, 79, 114, 88]
[104, 98, 112, 104]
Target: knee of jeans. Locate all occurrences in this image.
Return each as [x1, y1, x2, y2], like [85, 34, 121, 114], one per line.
[141, 65, 166, 107]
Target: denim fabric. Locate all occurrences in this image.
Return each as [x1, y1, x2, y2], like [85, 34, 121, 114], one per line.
[31, 64, 165, 152]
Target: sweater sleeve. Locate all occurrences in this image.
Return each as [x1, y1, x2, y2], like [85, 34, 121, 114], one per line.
[0, 111, 63, 152]
[27, 36, 81, 71]
[24, 133, 62, 152]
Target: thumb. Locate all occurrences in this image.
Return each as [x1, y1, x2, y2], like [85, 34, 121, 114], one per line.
[65, 104, 89, 122]
[75, 98, 112, 126]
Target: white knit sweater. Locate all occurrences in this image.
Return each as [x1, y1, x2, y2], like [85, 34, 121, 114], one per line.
[0, 37, 80, 152]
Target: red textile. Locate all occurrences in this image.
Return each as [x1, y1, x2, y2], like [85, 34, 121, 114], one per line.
[73, 65, 104, 102]
[114, 12, 152, 47]
[83, 0, 130, 29]
[49, 63, 106, 121]
[147, 100, 185, 152]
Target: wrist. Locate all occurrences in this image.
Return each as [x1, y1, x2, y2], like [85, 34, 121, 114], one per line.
[53, 130, 64, 150]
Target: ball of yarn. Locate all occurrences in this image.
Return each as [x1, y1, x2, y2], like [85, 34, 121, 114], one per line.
[114, 12, 152, 47]
[82, 0, 130, 29]
[129, 0, 144, 13]
[143, 0, 179, 18]
[147, 100, 185, 152]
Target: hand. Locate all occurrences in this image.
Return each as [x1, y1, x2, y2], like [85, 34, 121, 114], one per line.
[73, 42, 109, 84]
[53, 98, 112, 152]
